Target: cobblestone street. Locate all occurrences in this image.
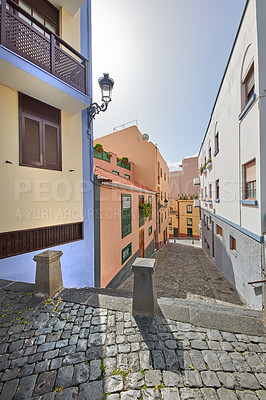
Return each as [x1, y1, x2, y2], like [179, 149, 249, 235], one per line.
[0, 281, 265, 400]
[118, 243, 244, 306]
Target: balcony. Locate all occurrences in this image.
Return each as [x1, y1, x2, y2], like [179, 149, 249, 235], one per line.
[0, 0, 89, 113]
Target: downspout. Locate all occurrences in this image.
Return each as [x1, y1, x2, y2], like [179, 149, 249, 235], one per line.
[94, 175, 101, 287]
[155, 145, 158, 250]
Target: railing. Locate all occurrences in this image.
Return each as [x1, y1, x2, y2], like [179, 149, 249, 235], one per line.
[117, 159, 131, 170]
[93, 148, 111, 162]
[0, 0, 88, 94]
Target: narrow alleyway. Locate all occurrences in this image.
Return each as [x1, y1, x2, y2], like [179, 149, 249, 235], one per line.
[118, 243, 244, 306]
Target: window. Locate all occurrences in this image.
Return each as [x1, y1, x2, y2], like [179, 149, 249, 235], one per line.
[164, 172, 166, 181]
[209, 184, 212, 199]
[243, 63, 255, 107]
[139, 195, 145, 227]
[215, 132, 219, 153]
[161, 191, 163, 201]
[17, 0, 59, 37]
[158, 162, 160, 184]
[121, 194, 132, 238]
[160, 168, 162, 178]
[216, 225, 223, 237]
[148, 226, 152, 236]
[124, 174, 130, 179]
[205, 187, 207, 198]
[187, 218, 192, 226]
[216, 179, 220, 200]
[169, 217, 172, 226]
[206, 217, 209, 230]
[19, 93, 61, 170]
[186, 204, 192, 214]
[112, 170, 119, 175]
[244, 159, 256, 199]
[230, 235, 236, 252]
[209, 147, 211, 160]
[148, 195, 152, 220]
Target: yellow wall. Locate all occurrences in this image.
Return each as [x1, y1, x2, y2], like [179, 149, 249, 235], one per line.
[0, 84, 83, 233]
[60, 8, 81, 53]
[169, 199, 199, 238]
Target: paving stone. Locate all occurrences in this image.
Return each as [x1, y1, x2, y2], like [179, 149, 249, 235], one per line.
[120, 390, 141, 399]
[236, 390, 259, 400]
[79, 380, 103, 400]
[200, 388, 219, 399]
[161, 387, 180, 400]
[255, 373, 266, 389]
[141, 388, 161, 399]
[244, 352, 266, 373]
[189, 350, 207, 371]
[217, 371, 238, 389]
[145, 370, 162, 387]
[257, 390, 266, 399]
[185, 370, 203, 388]
[217, 388, 238, 399]
[34, 360, 51, 373]
[124, 372, 144, 390]
[117, 353, 128, 370]
[0, 378, 19, 400]
[54, 387, 78, 400]
[207, 330, 222, 341]
[73, 362, 90, 384]
[128, 352, 140, 371]
[1, 367, 19, 381]
[163, 371, 183, 387]
[55, 365, 74, 388]
[191, 340, 208, 350]
[89, 359, 101, 381]
[207, 341, 221, 351]
[61, 352, 85, 366]
[104, 375, 124, 392]
[15, 374, 37, 399]
[180, 387, 203, 399]
[17, 363, 35, 378]
[230, 353, 251, 372]
[217, 351, 235, 372]
[235, 372, 261, 390]
[200, 371, 220, 388]
[202, 351, 221, 371]
[34, 371, 56, 395]
[50, 357, 62, 370]
[103, 357, 116, 376]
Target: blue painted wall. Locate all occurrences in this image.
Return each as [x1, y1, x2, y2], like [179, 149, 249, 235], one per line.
[0, 0, 94, 288]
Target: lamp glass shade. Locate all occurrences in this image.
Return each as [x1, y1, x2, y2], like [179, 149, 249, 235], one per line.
[98, 73, 114, 103]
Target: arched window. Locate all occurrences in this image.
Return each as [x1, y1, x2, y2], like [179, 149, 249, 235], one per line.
[241, 44, 255, 110]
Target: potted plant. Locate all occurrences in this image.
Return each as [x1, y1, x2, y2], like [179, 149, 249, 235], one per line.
[122, 157, 129, 165]
[95, 143, 104, 154]
[140, 202, 152, 219]
[107, 152, 112, 159]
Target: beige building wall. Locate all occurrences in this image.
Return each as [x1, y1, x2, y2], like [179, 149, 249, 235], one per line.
[94, 126, 169, 249]
[60, 8, 81, 53]
[0, 84, 83, 233]
[170, 156, 198, 206]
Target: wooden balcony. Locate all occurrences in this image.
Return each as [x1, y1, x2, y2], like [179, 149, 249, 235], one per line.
[0, 0, 88, 95]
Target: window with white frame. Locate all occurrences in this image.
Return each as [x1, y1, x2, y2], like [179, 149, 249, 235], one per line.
[242, 63, 255, 107]
[243, 159, 256, 199]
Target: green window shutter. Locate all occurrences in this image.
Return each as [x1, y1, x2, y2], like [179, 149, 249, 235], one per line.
[139, 195, 145, 227]
[148, 226, 152, 236]
[121, 194, 132, 238]
[122, 242, 132, 264]
[148, 195, 152, 220]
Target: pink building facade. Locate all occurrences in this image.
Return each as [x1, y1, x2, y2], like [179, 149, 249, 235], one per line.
[94, 150, 156, 288]
[169, 157, 199, 206]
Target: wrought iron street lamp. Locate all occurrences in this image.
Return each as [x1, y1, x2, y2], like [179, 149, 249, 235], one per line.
[88, 73, 114, 129]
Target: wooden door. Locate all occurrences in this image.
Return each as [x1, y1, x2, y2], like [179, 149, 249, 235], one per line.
[139, 229, 144, 258]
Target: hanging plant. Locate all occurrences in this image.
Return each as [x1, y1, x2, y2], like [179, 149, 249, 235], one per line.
[122, 157, 129, 165]
[107, 152, 112, 159]
[95, 143, 104, 154]
[140, 202, 152, 219]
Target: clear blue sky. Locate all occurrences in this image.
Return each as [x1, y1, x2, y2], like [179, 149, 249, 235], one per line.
[91, 0, 247, 171]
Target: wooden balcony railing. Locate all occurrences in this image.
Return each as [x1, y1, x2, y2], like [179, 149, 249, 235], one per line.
[0, 0, 88, 94]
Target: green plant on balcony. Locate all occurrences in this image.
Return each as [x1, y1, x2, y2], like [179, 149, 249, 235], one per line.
[122, 157, 129, 165]
[95, 143, 104, 154]
[117, 157, 122, 162]
[139, 202, 152, 219]
[107, 152, 113, 159]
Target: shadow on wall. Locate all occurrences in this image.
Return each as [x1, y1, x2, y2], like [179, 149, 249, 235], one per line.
[214, 235, 236, 288]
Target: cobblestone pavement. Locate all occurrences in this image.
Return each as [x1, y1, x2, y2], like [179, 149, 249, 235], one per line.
[0, 287, 265, 399]
[118, 243, 244, 306]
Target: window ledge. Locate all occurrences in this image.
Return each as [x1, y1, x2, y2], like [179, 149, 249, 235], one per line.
[214, 148, 219, 157]
[239, 94, 256, 120]
[240, 199, 258, 206]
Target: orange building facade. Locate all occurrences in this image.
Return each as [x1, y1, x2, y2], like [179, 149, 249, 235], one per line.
[93, 126, 169, 250]
[93, 147, 156, 288]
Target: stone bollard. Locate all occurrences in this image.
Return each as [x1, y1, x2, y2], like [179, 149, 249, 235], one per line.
[132, 257, 157, 317]
[33, 250, 63, 298]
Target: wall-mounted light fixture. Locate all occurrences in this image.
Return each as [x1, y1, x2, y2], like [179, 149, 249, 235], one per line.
[88, 73, 114, 129]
